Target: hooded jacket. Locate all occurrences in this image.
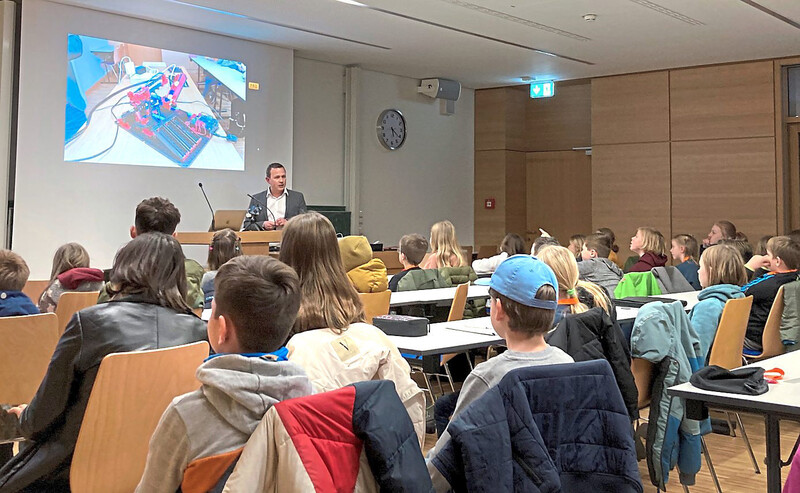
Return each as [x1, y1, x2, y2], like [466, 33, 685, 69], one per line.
[688, 284, 744, 361]
[38, 267, 104, 313]
[286, 323, 426, 447]
[136, 354, 312, 493]
[222, 381, 432, 493]
[614, 271, 663, 298]
[630, 301, 706, 490]
[339, 236, 389, 293]
[627, 252, 668, 273]
[578, 257, 623, 297]
[780, 280, 800, 351]
[0, 291, 39, 317]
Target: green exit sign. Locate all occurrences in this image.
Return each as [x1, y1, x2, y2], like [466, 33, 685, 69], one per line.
[530, 81, 555, 98]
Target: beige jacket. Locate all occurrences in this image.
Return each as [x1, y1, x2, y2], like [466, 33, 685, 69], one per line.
[286, 323, 426, 446]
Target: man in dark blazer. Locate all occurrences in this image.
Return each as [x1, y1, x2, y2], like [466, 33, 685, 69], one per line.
[242, 163, 307, 231]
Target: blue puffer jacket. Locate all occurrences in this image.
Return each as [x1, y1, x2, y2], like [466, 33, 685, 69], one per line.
[631, 301, 706, 490]
[431, 360, 642, 493]
[688, 284, 744, 361]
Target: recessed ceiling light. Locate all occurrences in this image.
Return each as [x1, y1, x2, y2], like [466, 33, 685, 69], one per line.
[582, 13, 598, 21]
[336, 0, 368, 6]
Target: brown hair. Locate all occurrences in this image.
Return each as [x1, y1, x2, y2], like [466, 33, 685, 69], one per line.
[701, 245, 748, 286]
[672, 234, 699, 262]
[0, 250, 30, 291]
[568, 235, 586, 255]
[767, 236, 800, 270]
[596, 227, 619, 253]
[532, 236, 559, 255]
[537, 245, 610, 315]
[717, 238, 754, 263]
[279, 212, 365, 334]
[266, 162, 285, 178]
[756, 235, 773, 256]
[637, 227, 667, 257]
[49, 242, 90, 282]
[135, 197, 181, 235]
[715, 220, 737, 240]
[399, 234, 428, 266]
[429, 220, 466, 268]
[584, 233, 611, 258]
[207, 229, 242, 271]
[489, 285, 556, 335]
[108, 232, 189, 312]
[500, 233, 526, 256]
[213, 256, 301, 352]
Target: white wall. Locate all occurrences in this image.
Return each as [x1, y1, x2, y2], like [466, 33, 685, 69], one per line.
[292, 58, 345, 206]
[357, 70, 474, 247]
[14, 0, 294, 277]
[293, 59, 474, 247]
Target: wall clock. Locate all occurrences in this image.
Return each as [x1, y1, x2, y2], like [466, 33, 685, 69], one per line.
[376, 109, 406, 150]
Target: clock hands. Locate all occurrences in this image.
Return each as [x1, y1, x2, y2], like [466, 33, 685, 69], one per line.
[391, 127, 398, 137]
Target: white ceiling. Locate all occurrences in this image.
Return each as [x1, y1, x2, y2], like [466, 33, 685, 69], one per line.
[52, 0, 800, 88]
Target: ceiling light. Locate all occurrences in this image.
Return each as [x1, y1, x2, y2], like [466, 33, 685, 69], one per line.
[582, 13, 598, 21]
[336, 0, 368, 6]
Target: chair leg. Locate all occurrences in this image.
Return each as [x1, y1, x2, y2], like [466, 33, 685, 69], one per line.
[420, 371, 436, 403]
[443, 362, 456, 393]
[465, 351, 474, 370]
[701, 436, 723, 493]
[734, 413, 761, 474]
[724, 412, 737, 437]
[682, 485, 690, 493]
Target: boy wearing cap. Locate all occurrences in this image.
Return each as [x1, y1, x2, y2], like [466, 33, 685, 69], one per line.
[427, 255, 573, 485]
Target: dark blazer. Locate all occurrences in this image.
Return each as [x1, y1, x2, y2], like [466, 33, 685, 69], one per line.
[0, 297, 208, 492]
[241, 189, 306, 231]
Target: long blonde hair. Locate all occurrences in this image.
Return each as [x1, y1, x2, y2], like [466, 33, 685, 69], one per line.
[429, 220, 465, 268]
[701, 245, 748, 287]
[279, 212, 365, 334]
[538, 245, 610, 315]
[49, 242, 90, 282]
[637, 227, 668, 257]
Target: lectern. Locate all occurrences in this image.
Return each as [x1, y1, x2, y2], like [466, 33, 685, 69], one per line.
[175, 230, 282, 255]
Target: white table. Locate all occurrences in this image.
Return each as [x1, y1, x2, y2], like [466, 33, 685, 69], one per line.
[190, 56, 246, 101]
[669, 351, 800, 493]
[615, 291, 700, 322]
[389, 285, 490, 307]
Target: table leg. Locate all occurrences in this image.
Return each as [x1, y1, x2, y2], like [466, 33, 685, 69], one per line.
[765, 414, 782, 493]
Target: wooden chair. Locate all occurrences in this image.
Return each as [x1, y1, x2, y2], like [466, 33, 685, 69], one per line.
[359, 290, 391, 324]
[0, 313, 59, 405]
[55, 291, 99, 333]
[476, 245, 497, 259]
[630, 357, 654, 411]
[372, 251, 404, 275]
[446, 282, 469, 323]
[461, 245, 474, 261]
[744, 285, 786, 362]
[70, 341, 209, 493]
[21, 280, 50, 305]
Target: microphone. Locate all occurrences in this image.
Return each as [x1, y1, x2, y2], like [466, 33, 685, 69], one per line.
[247, 193, 276, 223]
[199, 182, 215, 231]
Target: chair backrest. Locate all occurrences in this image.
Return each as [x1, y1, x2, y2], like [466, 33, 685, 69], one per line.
[477, 245, 497, 259]
[0, 313, 59, 405]
[22, 279, 50, 305]
[372, 251, 404, 275]
[55, 291, 99, 333]
[708, 296, 753, 369]
[359, 290, 391, 324]
[70, 341, 209, 493]
[758, 285, 786, 360]
[651, 266, 694, 294]
[448, 283, 469, 322]
[630, 357, 654, 409]
[461, 245, 473, 261]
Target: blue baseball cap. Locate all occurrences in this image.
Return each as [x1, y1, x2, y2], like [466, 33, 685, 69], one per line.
[489, 255, 559, 310]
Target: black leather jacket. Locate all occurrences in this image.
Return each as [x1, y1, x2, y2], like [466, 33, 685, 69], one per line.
[0, 297, 208, 492]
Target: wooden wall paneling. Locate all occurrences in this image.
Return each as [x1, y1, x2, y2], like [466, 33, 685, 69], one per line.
[526, 151, 592, 246]
[670, 61, 775, 141]
[591, 71, 669, 145]
[526, 81, 591, 152]
[474, 150, 508, 249]
[775, 59, 788, 232]
[505, 151, 527, 239]
[671, 138, 777, 244]
[505, 86, 528, 151]
[475, 88, 508, 151]
[592, 143, 671, 261]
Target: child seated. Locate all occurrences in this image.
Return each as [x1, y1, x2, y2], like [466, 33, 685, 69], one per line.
[578, 233, 624, 297]
[38, 243, 103, 313]
[389, 233, 428, 291]
[531, 235, 559, 255]
[0, 250, 38, 316]
[472, 233, 525, 276]
[422, 220, 466, 269]
[136, 256, 312, 493]
[427, 255, 573, 483]
[742, 236, 800, 351]
[201, 229, 242, 308]
[627, 227, 668, 273]
[338, 235, 388, 293]
[670, 234, 701, 290]
[689, 245, 747, 360]
[567, 234, 585, 260]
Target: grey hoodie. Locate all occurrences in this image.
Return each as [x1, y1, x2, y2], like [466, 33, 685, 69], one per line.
[578, 257, 624, 298]
[136, 354, 312, 493]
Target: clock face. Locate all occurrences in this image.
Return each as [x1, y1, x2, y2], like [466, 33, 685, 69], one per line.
[377, 109, 406, 150]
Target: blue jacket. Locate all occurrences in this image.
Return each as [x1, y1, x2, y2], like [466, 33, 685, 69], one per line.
[431, 360, 642, 493]
[675, 261, 701, 290]
[0, 291, 39, 317]
[630, 301, 706, 489]
[688, 284, 744, 361]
